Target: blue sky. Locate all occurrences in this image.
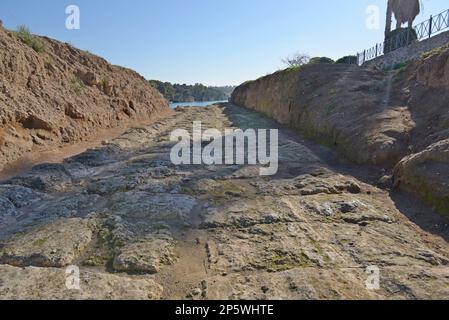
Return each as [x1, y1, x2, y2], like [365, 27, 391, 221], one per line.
[0, 0, 446, 85]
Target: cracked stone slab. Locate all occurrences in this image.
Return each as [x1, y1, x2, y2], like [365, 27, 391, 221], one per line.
[0, 184, 46, 208]
[204, 223, 343, 273]
[205, 265, 449, 300]
[201, 196, 305, 229]
[0, 218, 97, 268]
[251, 174, 362, 197]
[205, 267, 381, 300]
[113, 234, 176, 274]
[312, 221, 449, 268]
[6, 163, 73, 192]
[0, 265, 163, 300]
[0, 196, 16, 217]
[110, 192, 197, 231]
[298, 194, 397, 225]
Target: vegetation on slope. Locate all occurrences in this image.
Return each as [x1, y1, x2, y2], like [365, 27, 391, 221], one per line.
[16, 25, 45, 53]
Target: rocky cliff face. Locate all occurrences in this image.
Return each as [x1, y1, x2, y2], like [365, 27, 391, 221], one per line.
[0, 25, 169, 171]
[231, 44, 449, 215]
[232, 64, 415, 167]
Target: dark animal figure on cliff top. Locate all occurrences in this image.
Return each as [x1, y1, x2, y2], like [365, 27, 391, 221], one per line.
[385, 0, 421, 38]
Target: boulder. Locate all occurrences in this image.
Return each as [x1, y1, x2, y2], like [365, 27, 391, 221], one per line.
[384, 27, 418, 54]
[394, 139, 449, 215]
[65, 103, 86, 119]
[76, 70, 100, 87]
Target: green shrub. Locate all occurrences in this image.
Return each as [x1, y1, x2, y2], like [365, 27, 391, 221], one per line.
[393, 62, 407, 70]
[241, 80, 255, 86]
[308, 57, 334, 65]
[383, 62, 408, 72]
[16, 25, 45, 53]
[335, 55, 358, 64]
[71, 76, 85, 94]
[421, 46, 445, 59]
[31, 39, 46, 53]
[17, 25, 33, 43]
[325, 103, 336, 116]
[285, 65, 302, 73]
[101, 76, 112, 94]
[101, 76, 110, 88]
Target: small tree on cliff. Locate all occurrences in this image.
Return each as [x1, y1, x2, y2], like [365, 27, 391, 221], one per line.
[281, 52, 310, 67]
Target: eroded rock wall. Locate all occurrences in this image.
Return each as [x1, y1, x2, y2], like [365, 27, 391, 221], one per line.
[0, 26, 169, 171]
[232, 64, 414, 167]
[231, 44, 449, 215]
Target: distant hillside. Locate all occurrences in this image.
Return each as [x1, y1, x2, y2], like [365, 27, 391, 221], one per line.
[149, 80, 235, 102]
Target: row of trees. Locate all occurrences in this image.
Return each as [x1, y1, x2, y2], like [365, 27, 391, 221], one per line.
[149, 80, 235, 103]
[281, 52, 357, 67]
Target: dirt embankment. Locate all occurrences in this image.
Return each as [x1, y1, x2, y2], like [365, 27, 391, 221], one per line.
[231, 45, 449, 215]
[0, 25, 169, 172]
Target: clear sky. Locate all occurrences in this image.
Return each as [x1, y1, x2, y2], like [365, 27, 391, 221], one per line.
[0, 0, 447, 85]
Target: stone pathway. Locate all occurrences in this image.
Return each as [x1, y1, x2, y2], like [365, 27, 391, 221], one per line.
[1, 104, 448, 299]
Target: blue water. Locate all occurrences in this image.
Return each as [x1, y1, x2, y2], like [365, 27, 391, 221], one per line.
[169, 100, 228, 109]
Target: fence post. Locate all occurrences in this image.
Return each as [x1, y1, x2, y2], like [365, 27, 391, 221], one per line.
[375, 44, 378, 57]
[447, 9, 449, 28]
[363, 50, 366, 64]
[429, 15, 433, 38]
